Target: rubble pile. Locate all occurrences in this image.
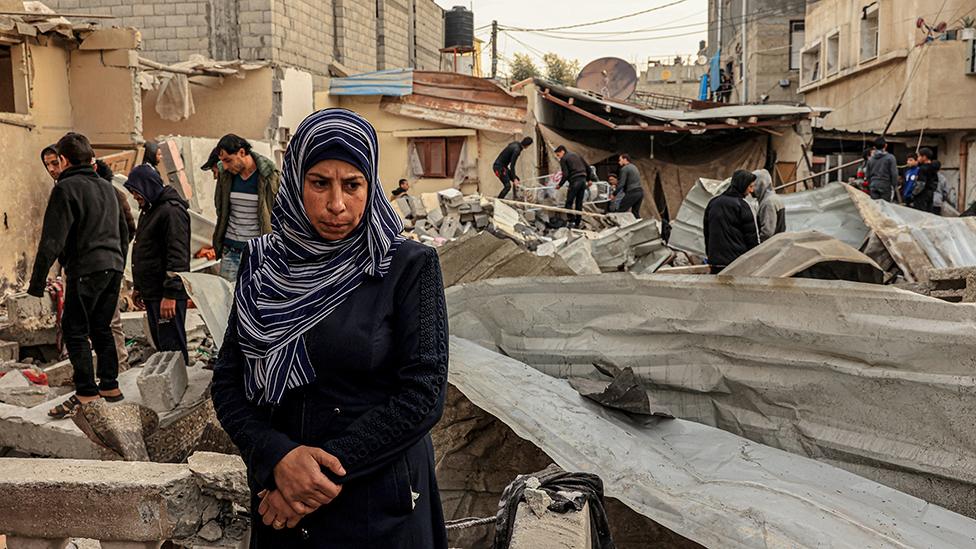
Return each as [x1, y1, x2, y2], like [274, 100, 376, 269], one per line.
[395, 189, 678, 277]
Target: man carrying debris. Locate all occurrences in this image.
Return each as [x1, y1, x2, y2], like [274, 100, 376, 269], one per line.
[555, 145, 595, 228]
[612, 153, 644, 217]
[28, 133, 128, 418]
[204, 134, 281, 282]
[703, 170, 759, 274]
[752, 169, 786, 242]
[493, 136, 532, 199]
[865, 137, 899, 201]
[125, 165, 192, 365]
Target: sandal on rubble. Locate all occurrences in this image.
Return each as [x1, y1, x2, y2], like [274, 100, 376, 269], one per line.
[99, 390, 125, 403]
[48, 395, 83, 419]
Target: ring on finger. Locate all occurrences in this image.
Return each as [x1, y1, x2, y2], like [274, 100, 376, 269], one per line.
[273, 520, 285, 529]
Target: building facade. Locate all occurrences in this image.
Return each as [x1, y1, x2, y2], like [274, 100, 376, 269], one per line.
[44, 0, 445, 87]
[799, 0, 976, 208]
[707, 0, 808, 104]
[636, 59, 708, 100]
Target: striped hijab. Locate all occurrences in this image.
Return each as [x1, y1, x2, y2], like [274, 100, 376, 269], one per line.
[234, 109, 404, 405]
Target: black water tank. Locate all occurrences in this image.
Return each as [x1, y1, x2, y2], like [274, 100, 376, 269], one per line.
[444, 6, 474, 50]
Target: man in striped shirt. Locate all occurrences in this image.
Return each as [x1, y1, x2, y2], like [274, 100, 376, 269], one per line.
[207, 134, 281, 282]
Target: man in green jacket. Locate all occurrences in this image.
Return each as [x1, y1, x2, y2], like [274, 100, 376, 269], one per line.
[206, 134, 280, 282]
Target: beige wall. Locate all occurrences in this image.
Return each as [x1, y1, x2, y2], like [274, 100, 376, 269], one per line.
[801, 0, 976, 134]
[313, 92, 515, 197]
[142, 68, 276, 142]
[0, 40, 141, 292]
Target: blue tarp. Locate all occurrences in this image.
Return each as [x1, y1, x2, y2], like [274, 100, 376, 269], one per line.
[329, 69, 414, 96]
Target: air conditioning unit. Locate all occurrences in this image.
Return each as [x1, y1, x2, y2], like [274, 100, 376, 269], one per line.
[967, 39, 976, 75]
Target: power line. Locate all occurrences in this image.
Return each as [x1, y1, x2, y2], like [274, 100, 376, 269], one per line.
[502, 0, 690, 32]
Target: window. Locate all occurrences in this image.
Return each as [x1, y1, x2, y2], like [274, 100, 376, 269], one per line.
[860, 4, 879, 61]
[789, 21, 805, 70]
[802, 42, 821, 84]
[0, 46, 16, 112]
[411, 137, 465, 178]
[826, 31, 840, 74]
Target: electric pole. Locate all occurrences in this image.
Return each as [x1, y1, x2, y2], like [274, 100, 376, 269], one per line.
[491, 20, 498, 79]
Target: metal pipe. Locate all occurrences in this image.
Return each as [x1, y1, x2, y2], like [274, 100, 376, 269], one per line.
[774, 158, 862, 191]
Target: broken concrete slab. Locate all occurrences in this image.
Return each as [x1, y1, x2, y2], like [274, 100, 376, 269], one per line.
[438, 188, 465, 209]
[137, 352, 189, 414]
[5, 292, 55, 328]
[0, 339, 18, 362]
[187, 452, 249, 506]
[556, 238, 601, 276]
[426, 204, 444, 227]
[509, 501, 591, 549]
[406, 196, 427, 219]
[437, 233, 575, 287]
[0, 369, 50, 408]
[439, 213, 461, 240]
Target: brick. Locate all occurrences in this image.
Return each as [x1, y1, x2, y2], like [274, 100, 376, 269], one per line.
[156, 26, 176, 39]
[176, 2, 200, 15]
[133, 4, 154, 16]
[0, 340, 18, 362]
[175, 26, 198, 39]
[165, 14, 188, 26]
[137, 351, 188, 413]
[154, 3, 177, 15]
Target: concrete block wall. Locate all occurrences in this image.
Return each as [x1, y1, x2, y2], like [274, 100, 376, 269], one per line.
[413, 0, 444, 71]
[271, 0, 333, 77]
[377, 0, 411, 70]
[334, 0, 379, 74]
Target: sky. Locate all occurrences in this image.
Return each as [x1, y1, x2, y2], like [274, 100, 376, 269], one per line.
[433, 0, 710, 77]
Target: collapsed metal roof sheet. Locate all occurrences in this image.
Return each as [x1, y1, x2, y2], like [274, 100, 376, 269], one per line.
[449, 336, 976, 548]
[722, 230, 884, 283]
[534, 78, 827, 127]
[446, 274, 976, 519]
[670, 181, 869, 257]
[845, 186, 976, 282]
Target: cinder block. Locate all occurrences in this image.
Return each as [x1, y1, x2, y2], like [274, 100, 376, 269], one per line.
[137, 352, 188, 413]
[5, 292, 55, 329]
[0, 339, 18, 362]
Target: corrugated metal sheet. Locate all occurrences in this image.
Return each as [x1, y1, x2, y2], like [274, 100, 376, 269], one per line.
[536, 79, 827, 123]
[670, 181, 869, 257]
[329, 69, 414, 96]
[381, 71, 527, 134]
[722, 230, 883, 283]
[846, 186, 976, 282]
[450, 335, 976, 548]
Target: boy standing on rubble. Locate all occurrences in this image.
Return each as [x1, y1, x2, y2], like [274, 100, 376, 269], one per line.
[28, 133, 128, 418]
[125, 165, 192, 365]
[703, 170, 759, 274]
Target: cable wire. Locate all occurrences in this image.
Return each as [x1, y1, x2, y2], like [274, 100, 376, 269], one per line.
[502, 0, 690, 32]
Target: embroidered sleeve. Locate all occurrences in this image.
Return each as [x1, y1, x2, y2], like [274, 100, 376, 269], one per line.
[322, 247, 450, 481]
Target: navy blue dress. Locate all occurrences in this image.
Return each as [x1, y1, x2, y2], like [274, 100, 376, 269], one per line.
[211, 240, 449, 548]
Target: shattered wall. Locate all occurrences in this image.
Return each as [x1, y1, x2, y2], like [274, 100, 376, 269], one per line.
[0, 37, 141, 294]
[142, 68, 276, 141]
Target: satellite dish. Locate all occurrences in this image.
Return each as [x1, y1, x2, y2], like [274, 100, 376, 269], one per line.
[576, 57, 638, 100]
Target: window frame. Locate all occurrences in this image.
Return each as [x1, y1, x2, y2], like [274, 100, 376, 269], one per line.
[411, 136, 466, 179]
[801, 39, 822, 85]
[859, 4, 879, 63]
[825, 30, 841, 75]
[789, 20, 806, 71]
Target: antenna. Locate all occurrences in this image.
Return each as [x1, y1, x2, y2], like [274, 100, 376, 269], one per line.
[575, 57, 638, 101]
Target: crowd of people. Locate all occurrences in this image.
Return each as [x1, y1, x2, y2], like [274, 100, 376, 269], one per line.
[855, 136, 951, 214]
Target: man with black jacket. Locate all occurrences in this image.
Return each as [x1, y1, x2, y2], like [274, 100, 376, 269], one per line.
[493, 136, 532, 199]
[28, 133, 128, 418]
[612, 153, 644, 217]
[554, 145, 595, 228]
[703, 170, 759, 274]
[124, 165, 192, 365]
[912, 148, 940, 213]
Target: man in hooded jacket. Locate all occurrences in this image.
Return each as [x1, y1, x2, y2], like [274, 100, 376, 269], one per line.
[124, 165, 191, 364]
[704, 170, 759, 273]
[752, 169, 786, 242]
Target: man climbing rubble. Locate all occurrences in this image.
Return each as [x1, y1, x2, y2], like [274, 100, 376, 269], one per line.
[27, 133, 128, 418]
[493, 136, 532, 199]
[125, 164, 192, 365]
[703, 170, 759, 274]
[611, 153, 644, 218]
[555, 145, 595, 228]
[752, 169, 786, 242]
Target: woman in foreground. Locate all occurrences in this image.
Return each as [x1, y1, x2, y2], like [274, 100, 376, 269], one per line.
[211, 108, 449, 548]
